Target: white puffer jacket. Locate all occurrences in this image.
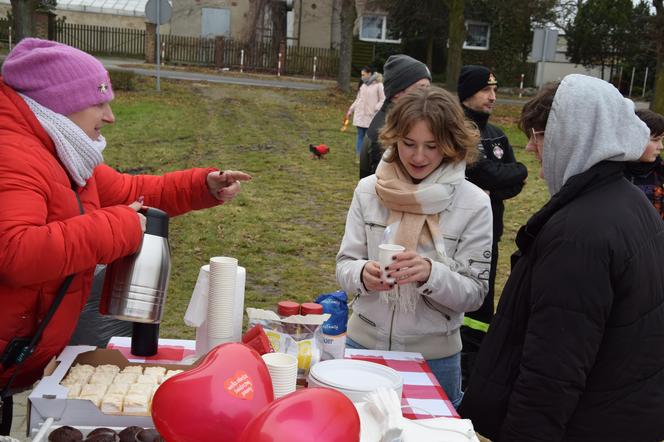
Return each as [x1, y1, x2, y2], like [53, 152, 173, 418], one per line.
[336, 174, 493, 360]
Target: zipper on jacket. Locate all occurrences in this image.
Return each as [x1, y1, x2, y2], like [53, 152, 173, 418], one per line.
[388, 303, 396, 351]
[349, 293, 360, 308]
[366, 222, 386, 230]
[468, 258, 491, 266]
[422, 295, 451, 321]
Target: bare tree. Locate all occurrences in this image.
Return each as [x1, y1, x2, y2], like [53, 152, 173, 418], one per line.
[11, 0, 38, 41]
[337, 0, 356, 92]
[446, 0, 465, 91]
[653, 0, 664, 113]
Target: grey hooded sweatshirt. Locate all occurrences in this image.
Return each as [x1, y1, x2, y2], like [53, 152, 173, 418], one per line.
[542, 74, 650, 195]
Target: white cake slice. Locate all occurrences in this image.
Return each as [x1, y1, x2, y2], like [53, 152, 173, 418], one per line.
[114, 373, 139, 385]
[163, 369, 184, 382]
[80, 383, 108, 397]
[144, 366, 166, 383]
[100, 393, 125, 414]
[128, 383, 153, 396]
[88, 371, 116, 385]
[121, 365, 144, 375]
[106, 383, 130, 396]
[66, 383, 82, 398]
[95, 364, 121, 375]
[123, 392, 150, 415]
[135, 374, 159, 384]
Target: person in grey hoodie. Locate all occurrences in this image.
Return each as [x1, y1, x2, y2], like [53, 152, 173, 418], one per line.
[459, 75, 664, 441]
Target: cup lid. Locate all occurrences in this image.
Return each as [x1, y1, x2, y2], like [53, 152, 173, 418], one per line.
[277, 300, 300, 316]
[300, 302, 323, 315]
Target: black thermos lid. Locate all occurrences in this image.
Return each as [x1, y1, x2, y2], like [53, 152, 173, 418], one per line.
[131, 322, 159, 356]
[140, 207, 169, 238]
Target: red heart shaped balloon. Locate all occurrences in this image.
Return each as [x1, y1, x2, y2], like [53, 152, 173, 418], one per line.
[238, 388, 361, 442]
[152, 343, 274, 442]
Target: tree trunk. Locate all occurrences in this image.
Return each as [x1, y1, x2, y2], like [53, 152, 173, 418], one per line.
[652, 0, 664, 113]
[445, 0, 465, 92]
[11, 0, 38, 42]
[337, 0, 356, 93]
[426, 35, 434, 71]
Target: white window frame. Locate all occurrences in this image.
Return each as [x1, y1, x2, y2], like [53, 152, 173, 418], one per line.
[359, 15, 401, 44]
[463, 20, 490, 50]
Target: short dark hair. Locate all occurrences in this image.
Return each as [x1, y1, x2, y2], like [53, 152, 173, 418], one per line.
[519, 81, 561, 136]
[636, 109, 664, 137]
[361, 65, 375, 74]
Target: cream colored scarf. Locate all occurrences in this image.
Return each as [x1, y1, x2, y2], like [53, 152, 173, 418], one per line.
[375, 159, 465, 311]
[20, 93, 106, 187]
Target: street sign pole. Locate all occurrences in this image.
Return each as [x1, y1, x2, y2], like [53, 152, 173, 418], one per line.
[156, 0, 161, 91]
[145, 0, 172, 92]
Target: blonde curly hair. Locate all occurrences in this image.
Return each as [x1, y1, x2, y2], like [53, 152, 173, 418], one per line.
[379, 86, 479, 166]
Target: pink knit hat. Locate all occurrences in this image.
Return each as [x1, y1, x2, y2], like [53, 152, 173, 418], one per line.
[2, 38, 114, 115]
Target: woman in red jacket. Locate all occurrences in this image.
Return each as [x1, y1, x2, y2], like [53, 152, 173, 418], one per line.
[0, 38, 251, 434]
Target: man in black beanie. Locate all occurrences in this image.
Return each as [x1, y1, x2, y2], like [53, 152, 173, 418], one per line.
[359, 54, 431, 178]
[457, 65, 528, 387]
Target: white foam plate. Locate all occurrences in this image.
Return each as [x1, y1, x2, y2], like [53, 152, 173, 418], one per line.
[309, 359, 402, 394]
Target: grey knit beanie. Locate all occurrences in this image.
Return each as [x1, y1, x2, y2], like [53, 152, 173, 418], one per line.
[383, 54, 431, 102]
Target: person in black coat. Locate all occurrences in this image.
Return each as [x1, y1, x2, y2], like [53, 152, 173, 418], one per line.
[457, 65, 528, 386]
[624, 109, 664, 218]
[358, 54, 431, 179]
[459, 75, 664, 441]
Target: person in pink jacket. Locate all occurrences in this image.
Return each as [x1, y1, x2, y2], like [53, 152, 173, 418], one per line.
[0, 38, 251, 434]
[345, 66, 385, 158]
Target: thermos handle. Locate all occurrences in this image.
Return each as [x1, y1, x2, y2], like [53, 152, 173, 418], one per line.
[139, 207, 169, 238]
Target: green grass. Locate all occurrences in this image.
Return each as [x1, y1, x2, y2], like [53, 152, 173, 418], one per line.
[103, 77, 549, 339]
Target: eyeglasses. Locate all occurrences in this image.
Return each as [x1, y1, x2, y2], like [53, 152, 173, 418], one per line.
[530, 128, 545, 142]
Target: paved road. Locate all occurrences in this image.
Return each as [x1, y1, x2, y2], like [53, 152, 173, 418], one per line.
[101, 59, 328, 91]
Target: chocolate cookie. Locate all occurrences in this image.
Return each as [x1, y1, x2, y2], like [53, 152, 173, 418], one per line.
[134, 428, 164, 442]
[118, 426, 143, 442]
[85, 427, 119, 441]
[48, 425, 84, 442]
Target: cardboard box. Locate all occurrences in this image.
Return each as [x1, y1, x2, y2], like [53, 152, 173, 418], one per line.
[28, 345, 191, 437]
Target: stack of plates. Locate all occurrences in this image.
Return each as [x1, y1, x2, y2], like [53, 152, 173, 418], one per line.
[307, 359, 403, 403]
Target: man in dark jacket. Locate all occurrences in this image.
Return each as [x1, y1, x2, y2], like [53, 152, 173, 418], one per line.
[459, 75, 664, 441]
[457, 65, 528, 386]
[358, 54, 431, 179]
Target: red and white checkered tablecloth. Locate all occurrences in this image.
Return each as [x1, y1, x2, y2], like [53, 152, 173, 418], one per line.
[106, 338, 458, 420]
[345, 348, 459, 420]
[107, 337, 198, 365]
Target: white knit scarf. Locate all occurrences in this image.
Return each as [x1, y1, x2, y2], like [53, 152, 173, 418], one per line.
[375, 159, 465, 312]
[20, 93, 106, 187]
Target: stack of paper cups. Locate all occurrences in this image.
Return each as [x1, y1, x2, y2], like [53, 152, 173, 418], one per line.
[207, 256, 238, 348]
[262, 353, 298, 399]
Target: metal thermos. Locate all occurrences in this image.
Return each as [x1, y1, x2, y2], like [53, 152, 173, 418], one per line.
[100, 208, 171, 356]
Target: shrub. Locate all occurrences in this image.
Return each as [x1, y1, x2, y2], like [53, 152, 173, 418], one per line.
[109, 69, 137, 92]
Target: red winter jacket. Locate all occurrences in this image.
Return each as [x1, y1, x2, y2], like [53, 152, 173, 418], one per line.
[0, 79, 221, 391]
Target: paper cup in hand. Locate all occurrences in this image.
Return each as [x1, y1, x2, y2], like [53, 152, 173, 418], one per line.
[378, 244, 405, 285]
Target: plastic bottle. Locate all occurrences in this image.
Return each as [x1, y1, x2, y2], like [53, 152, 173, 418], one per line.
[315, 291, 348, 360]
[340, 117, 349, 132]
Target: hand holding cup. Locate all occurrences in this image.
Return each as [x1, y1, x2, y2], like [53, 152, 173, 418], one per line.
[378, 244, 406, 285]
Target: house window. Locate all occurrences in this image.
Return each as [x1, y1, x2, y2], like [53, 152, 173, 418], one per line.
[464, 21, 490, 50]
[360, 15, 400, 44]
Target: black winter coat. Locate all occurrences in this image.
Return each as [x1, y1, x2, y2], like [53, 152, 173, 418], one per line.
[459, 162, 664, 442]
[464, 106, 527, 242]
[359, 105, 387, 179]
